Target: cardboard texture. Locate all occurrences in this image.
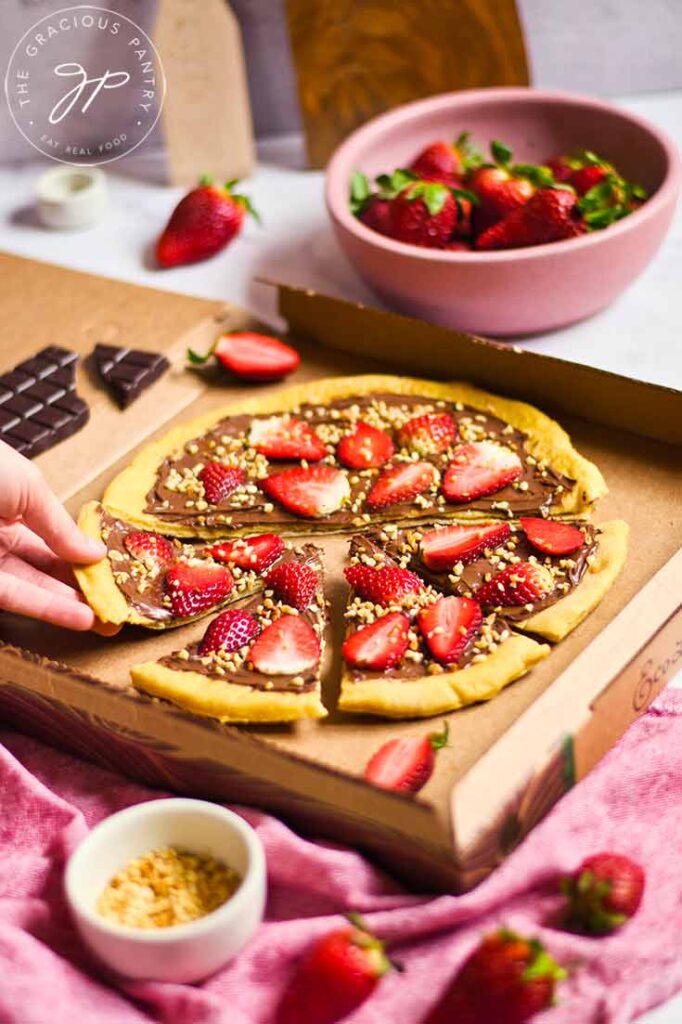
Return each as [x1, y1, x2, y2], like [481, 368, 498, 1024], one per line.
[155, 0, 254, 184]
[0, 252, 680, 892]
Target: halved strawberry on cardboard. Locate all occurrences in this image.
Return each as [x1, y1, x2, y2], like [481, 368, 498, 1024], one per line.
[130, 544, 328, 723]
[75, 501, 297, 630]
[376, 516, 629, 643]
[338, 533, 548, 719]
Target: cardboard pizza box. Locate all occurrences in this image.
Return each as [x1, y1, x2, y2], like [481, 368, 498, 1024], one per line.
[0, 252, 680, 892]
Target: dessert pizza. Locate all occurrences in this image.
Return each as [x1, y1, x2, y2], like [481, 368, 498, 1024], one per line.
[338, 534, 550, 718]
[101, 375, 607, 539]
[129, 545, 327, 723]
[75, 373, 627, 725]
[76, 500, 291, 629]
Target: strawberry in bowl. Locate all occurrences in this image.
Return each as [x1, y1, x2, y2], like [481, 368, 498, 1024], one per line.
[326, 88, 680, 335]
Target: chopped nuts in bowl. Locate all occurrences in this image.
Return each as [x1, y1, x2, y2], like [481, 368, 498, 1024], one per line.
[65, 798, 266, 983]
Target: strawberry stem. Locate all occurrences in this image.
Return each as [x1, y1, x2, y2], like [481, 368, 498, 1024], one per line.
[429, 721, 450, 752]
[187, 339, 218, 365]
[198, 173, 214, 186]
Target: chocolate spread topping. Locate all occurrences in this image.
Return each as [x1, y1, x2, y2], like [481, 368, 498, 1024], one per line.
[159, 545, 324, 693]
[145, 393, 572, 533]
[344, 534, 512, 684]
[375, 522, 598, 621]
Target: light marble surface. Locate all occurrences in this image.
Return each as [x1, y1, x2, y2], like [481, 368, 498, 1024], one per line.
[0, 91, 680, 1024]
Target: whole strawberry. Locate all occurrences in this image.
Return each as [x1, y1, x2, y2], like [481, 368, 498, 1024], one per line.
[476, 187, 583, 251]
[389, 179, 476, 248]
[424, 929, 566, 1024]
[561, 852, 645, 934]
[156, 176, 258, 267]
[409, 130, 483, 184]
[468, 140, 554, 234]
[349, 171, 393, 236]
[275, 915, 391, 1024]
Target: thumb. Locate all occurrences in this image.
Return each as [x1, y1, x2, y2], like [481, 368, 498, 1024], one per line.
[21, 469, 105, 564]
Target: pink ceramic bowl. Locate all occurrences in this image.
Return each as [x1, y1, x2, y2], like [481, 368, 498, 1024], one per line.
[326, 88, 680, 336]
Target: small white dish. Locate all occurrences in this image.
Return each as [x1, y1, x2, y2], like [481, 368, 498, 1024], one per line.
[65, 798, 266, 982]
[36, 166, 108, 229]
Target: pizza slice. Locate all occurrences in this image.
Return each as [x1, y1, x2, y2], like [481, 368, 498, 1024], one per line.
[75, 500, 290, 629]
[338, 534, 549, 719]
[129, 544, 327, 723]
[377, 516, 629, 642]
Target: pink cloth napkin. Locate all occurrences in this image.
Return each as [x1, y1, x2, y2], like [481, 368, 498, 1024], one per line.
[1, 690, 682, 1024]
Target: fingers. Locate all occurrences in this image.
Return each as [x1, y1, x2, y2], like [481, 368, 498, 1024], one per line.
[0, 568, 95, 631]
[17, 465, 105, 565]
[0, 553, 80, 601]
[1, 522, 78, 586]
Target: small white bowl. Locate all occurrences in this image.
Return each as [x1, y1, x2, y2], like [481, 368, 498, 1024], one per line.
[65, 798, 266, 982]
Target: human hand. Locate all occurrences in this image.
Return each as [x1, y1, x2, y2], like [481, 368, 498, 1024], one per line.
[0, 441, 108, 631]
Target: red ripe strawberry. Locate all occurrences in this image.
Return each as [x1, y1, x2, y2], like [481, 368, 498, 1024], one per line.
[469, 165, 536, 234]
[250, 416, 326, 462]
[266, 561, 318, 611]
[199, 462, 244, 504]
[156, 177, 257, 267]
[164, 561, 233, 618]
[275, 915, 391, 1024]
[425, 929, 566, 1024]
[359, 197, 393, 236]
[520, 517, 585, 556]
[547, 155, 575, 183]
[420, 522, 511, 571]
[444, 240, 473, 251]
[364, 721, 449, 794]
[561, 852, 645, 934]
[208, 533, 284, 574]
[418, 596, 482, 665]
[344, 564, 423, 606]
[476, 561, 554, 608]
[262, 466, 350, 518]
[341, 612, 410, 671]
[571, 163, 608, 195]
[124, 531, 174, 569]
[389, 181, 471, 248]
[476, 187, 582, 251]
[366, 461, 438, 510]
[337, 422, 394, 469]
[410, 140, 463, 183]
[199, 608, 260, 655]
[442, 441, 522, 503]
[248, 614, 320, 675]
[188, 331, 300, 382]
[397, 412, 457, 456]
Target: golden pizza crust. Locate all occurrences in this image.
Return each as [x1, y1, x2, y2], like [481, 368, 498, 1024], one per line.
[74, 501, 148, 627]
[73, 501, 250, 631]
[102, 375, 607, 538]
[338, 633, 549, 719]
[129, 661, 327, 723]
[514, 520, 629, 642]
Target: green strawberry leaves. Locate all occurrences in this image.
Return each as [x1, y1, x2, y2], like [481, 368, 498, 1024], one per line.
[491, 139, 513, 166]
[349, 171, 371, 214]
[429, 721, 450, 752]
[522, 943, 567, 983]
[578, 174, 646, 230]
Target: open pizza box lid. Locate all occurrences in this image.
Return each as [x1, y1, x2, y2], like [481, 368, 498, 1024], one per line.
[0, 251, 680, 891]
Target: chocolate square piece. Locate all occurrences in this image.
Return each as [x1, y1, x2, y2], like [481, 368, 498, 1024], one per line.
[93, 343, 169, 408]
[0, 346, 89, 459]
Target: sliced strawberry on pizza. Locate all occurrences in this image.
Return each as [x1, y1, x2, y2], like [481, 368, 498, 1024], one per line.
[338, 534, 548, 719]
[74, 501, 297, 630]
[377, 517, 629, 643]
[130, 545, 327, 722]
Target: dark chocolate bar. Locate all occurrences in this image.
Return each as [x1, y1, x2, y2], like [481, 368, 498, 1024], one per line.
[0, 346, 89, 458]
[93, 344, 169, 408]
